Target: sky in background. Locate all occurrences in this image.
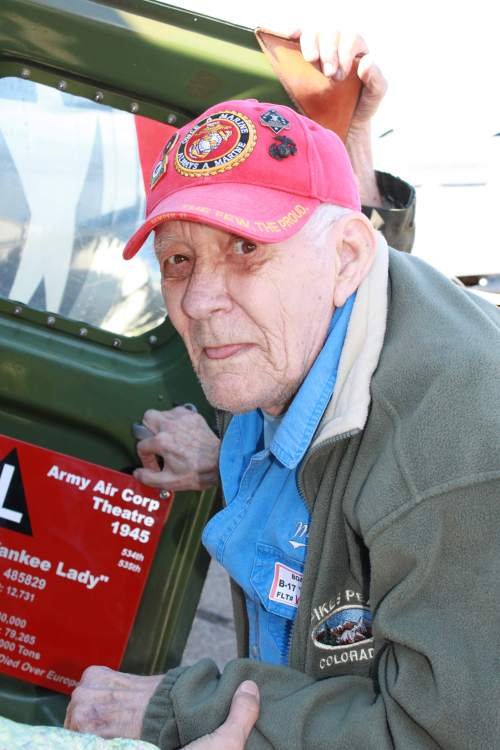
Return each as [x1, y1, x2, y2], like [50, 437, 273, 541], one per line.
[162, 1, 499, 276]
[165, 0, 499, 133]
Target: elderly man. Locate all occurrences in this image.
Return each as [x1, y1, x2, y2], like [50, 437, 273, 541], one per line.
[65, 33, 500, 750]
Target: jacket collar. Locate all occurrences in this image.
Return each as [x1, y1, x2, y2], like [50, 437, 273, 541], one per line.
[309, 233, 389, 450]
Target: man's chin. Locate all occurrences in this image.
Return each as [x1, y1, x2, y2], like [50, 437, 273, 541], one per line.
[201, 388, 260, 415]
[198, 373, 268, 414]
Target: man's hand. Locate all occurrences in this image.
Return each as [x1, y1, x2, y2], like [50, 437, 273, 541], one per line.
[183, 681, 260, 750]
[292, 29, 387, 129]
[64, 666, 163, 739]
[288, 28, 388, 207]
[134, 406, 220, 492]
[65, 668, 259, 750]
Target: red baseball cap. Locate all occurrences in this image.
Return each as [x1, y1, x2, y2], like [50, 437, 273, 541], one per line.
[123, 99, 360, 260]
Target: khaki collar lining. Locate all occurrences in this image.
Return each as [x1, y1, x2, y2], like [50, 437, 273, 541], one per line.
[311, 234, 389, 448]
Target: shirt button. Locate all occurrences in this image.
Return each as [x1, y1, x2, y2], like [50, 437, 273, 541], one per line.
[251, 645, 258, 658]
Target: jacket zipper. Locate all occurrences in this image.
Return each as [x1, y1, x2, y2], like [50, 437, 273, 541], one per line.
[296, 429, 361, 504]
[281, 618, 294, 664]
[288, 429, 360, 670]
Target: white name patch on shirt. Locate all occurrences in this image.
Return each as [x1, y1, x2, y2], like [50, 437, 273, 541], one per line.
[269, 562, 303, 608]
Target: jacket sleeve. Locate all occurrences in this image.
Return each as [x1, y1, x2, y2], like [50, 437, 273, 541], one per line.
[362, 171, 416, 253]
[141, 477, 500, 750]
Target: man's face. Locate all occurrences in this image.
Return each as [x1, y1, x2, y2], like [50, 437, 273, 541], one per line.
[155, 219, 338, 415]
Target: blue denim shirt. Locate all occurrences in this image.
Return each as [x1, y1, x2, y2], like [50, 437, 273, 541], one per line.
[202, 294, 355, 665]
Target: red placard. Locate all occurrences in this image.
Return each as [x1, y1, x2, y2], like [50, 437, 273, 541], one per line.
[0, 434, 172, 694]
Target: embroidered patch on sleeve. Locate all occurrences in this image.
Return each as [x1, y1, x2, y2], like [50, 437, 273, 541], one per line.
[269, 562, 303, 608]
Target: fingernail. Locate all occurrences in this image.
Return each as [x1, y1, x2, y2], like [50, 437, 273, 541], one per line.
[334, 68, 345, 81]
[323, 62, 335, 77]
[238, 680, 259, 697]
[302, 48, 319, 63]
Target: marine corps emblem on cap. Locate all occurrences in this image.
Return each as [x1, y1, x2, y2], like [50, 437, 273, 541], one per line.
[175, 110, 257, 177]
[269, 135, 297, 161]
[150, 131, 179, 189]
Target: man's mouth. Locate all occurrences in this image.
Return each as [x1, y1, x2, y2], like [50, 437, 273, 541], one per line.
[203, 343, 254, 360]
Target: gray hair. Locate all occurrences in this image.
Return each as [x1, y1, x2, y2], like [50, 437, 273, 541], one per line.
[300, 203, 353, 244]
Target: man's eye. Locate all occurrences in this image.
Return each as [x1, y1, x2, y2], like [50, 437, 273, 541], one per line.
[233, 239, 257, 256]
[166, 254, 188, 266]
[162, 254, 190, 278]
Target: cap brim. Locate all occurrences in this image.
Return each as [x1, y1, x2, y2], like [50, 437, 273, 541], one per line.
[123, 183, 320, 259]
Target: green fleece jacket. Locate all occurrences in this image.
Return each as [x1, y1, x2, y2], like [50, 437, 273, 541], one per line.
[142, 236, 500, 749]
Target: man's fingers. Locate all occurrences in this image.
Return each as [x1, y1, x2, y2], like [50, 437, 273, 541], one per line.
[142, 405, 195, 432]
[351, 54, 388, 124]
[65, 688, 102, 734]
[134, 466, 217, 491]
[337, 32, 369, 80]
[134, 408, 220, 492]
[284, 29, 302, 40]
[64, 704, 72, 729]
[180, 682, 259, 749]
[222, 681, 260, 744]
[135, 441, 162, 473]
[317, 30, 340, 78]
[295, 29, 370, 81]
[137, 432, 177, 457]
[357, 54, 388, 99]
[133, 466, 183, 488]
[299, 29, 320, 63]
[136, 432, 180, 471]
[142, 408, 166, 433]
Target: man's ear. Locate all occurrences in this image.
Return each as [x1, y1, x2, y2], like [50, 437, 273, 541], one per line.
[332, 213, 377, 308]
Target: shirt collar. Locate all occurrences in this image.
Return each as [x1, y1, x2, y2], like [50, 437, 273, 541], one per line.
[268, 292, 356, 469]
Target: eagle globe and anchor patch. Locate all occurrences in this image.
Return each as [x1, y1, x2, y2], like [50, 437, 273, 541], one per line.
[311, 599, 374, 674]
[175, 111, 257, 177]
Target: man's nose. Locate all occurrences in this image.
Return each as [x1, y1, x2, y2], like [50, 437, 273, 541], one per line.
[181, 264, 233, 320]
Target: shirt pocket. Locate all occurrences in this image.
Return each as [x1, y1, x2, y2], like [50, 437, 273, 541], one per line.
[250, 542, 304, 621]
